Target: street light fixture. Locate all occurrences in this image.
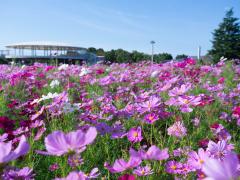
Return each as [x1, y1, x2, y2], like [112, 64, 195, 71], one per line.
[150, 41, 155, 64]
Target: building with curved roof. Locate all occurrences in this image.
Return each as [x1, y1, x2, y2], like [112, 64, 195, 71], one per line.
[6, 41, 86, 51]
[3, 41, 99, 65]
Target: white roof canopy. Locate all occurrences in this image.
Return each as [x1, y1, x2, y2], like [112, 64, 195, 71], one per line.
[6, 41, 85, 51]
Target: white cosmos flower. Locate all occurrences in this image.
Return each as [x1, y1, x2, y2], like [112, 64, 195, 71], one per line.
[58, 64, 69, 71]
[41, 92, 59, 101]
[31, 92, 59, 104]
[50, 80, 60, 88]
[79, 67, 91, 77]
[220, 56, 227, 61]
[151, 71, 159, 78]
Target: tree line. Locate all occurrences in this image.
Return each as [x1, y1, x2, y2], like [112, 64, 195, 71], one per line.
[88, 47, 188, 63]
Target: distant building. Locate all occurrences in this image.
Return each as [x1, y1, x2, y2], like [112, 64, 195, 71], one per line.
[0, 41, 100, 65]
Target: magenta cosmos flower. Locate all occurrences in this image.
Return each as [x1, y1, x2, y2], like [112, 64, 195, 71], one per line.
[127, 127, 143, 143]
[0, 135, 30, 163]
[37, 127, 97, 156]
[118, 174, 136, 180]
[144, 113, 159, 124]
[202, 152, 240, 180]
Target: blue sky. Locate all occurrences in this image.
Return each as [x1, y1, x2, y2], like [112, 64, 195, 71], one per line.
[0, 0, 239, 57]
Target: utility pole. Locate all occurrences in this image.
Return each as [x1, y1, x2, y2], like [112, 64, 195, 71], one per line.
[198, 46, 201, 60]
[150, 41, 155, 64]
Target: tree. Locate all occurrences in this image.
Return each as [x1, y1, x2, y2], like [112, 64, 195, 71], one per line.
[176, 54, 188, 60]
[154, 53, 173, 63]
[130, 51, 145, 62]
[209, 8, 240, 63]
[105, 50, 116, 63]
[115, 49, 131, 63]
[96, 48, 105, 56]
[88, 47, 97, 54]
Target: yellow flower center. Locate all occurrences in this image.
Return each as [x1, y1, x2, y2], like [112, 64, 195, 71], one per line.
[171, 165, 177, 170]
[149, 115, 154, 121]
[133, 132, 138, 137]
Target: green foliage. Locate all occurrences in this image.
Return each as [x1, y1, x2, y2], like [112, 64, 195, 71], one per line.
[105, 50, 116, 63]
[105, 49, 170, 63]
[154, 53, 173, 63]
[130, 50, 145, 62]
[209, 8, 240, 63]
[176, 54, 188, 60]
[88, 47, 97, 54]
[0, 58, 7, 64]
[96, 48, 105, 56]
[88, 46, 174, 64]
[115, 49, 131, 63]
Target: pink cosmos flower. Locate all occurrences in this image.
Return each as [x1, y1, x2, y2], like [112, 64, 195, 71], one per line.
[207, 140, 232, 160]
[118, 174, 136, 180]
[2, 166, 35, 180]
[30, 106, 45, 121]
[166, 95, 201, 112]
[55, 168, 100, 180]
[168, 83, 191, 97]
[178, 163, 194, 175]
[37, 127, 97, 156]
[218, 77, 225, 84]
[110, 123, 127, 139]
[165, 161, 183, 174]
[138, 96, 160, 113]
[210, 123, 231, 141]
[185, 57, 196, 65]
[133, 165, 153, 176]
[202, 152, 240, 180]
[177, 95, 201, 112]
[130, 145, 169, 161]
[104, 156, 142, 173]
[0, 133, 8, 142]
[192, 117, 200, 127]
[198, 138, 210, 148]
[49, 163, 59, 172]
[127, 127, 143, 143]
[68, 154, 84, 168]
[233, 106, 240, 117]
[0, 135, 29, 163]
[167, 121, 187, 138]
[187, 148, 209, 170]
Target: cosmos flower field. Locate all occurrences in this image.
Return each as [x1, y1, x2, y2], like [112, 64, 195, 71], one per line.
[0, 58, 240, 179]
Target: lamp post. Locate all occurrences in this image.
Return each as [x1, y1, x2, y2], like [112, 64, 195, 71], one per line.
[150, 41, 155, 64]
[198, 46, 201, 60]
